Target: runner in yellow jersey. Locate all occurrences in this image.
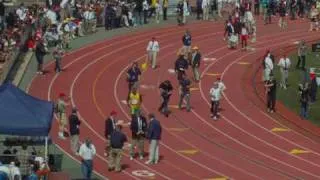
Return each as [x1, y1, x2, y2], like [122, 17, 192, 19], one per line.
[128, 87, 142, 115]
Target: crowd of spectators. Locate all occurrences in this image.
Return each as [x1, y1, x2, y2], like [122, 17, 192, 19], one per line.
[0, 144, 50, 179]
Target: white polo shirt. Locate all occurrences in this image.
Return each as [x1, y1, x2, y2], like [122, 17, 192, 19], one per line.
[79, 143, 96, 160]
[278, 57, 291, 70]
[210, 87, 221, 101]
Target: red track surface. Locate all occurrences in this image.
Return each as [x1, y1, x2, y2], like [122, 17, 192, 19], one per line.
[27, 19, 320, 180]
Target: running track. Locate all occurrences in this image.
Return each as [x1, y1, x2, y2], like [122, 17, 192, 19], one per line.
[27, 19, 320, 180]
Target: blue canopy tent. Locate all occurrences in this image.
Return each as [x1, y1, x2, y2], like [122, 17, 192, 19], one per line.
[0, 83, 54, 158]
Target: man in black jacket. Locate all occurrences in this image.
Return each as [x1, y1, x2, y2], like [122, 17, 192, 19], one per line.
[69, 107, 81, 154]
[175, 54, 189, 81]
[130, 111, 147, 160]
[158, 80, 173, 117]
[145, 113, 162, 165]
[104, 111, 118, 156]
[265, 74, 277, 113]
[191, 46, 201, 82]
[109, 124, 127, 172]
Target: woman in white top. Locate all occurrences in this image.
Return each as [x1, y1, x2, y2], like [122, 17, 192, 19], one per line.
[209, 82, 222, 120]
[277, 53, 291, 89]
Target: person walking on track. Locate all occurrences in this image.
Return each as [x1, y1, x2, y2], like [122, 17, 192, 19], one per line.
[145, 113, 162, 165]
[265, 74, 277, 113]
[146, 37, 160, 69]
[130, 111, 148, 160]
[158, 80, 173, 117]
[210, 82, 222, 120]
[79, 138, 96, 180]
[128, 87, 142, 116]
[127, 62, 141, 101]
[108, 123, 127, 172]
[278, 0, 287, 30]
[104, 111, 118, 157]
[52, 42, 64, 73]
[182, 29, 192, 58]
[190, 46, 201, 82]
[178, 74, 191, 112]
[55, 93, 70, 140]
[69, 107, 81, 155]
[278, 53, 291, 89]
[175, 53, 189, 81]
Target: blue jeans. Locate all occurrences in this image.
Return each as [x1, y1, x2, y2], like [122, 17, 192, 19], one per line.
[81, 160, 93, 180]
[300, 103, 308, 119]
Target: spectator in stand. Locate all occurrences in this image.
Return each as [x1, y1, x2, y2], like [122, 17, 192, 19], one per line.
[108, 123, 127, 172]
[35, 39, 47, 74]
[45, 7, 58, 26]
[177, 0, 184, 25]
[69, 107, 81, 155]
[202, 0, 210, 20]
[105, 3, 116, 30]
[155, 0, 161, 24]
[79, 138, 96, 179]
[290, 0, 297, 20]
[309, 5, 319, 31]
[145, 113, 162, 165]
[196, 0, 202, 20]
[17, 144, 29, 178]
[163, 0, 169, 20]
[6, 12, 16, 29]
[60, 0, 71, 21]
[254, 0, 260, 15]
[8, 161, 21, 180]
[16, 3, 27, 22]
[130, 111, 147, 160]
[53, 42, 64, 73]
[0, 1, 5, 31]
[134, 0, 143, 25]
[26, 36, 36, 51]
[143, 0, 149, 24]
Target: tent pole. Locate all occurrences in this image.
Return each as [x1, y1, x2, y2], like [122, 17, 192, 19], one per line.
[45, 137, 48, 160]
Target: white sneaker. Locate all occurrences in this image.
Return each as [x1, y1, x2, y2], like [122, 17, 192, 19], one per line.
[130, 157, 134, 161]
[58, 132, 65, 140]
[145, 160, 152, 164]
[139, 155, 144, 160]
[213, 116, 217, 120]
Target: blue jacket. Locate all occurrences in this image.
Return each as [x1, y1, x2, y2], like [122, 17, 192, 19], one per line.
[182, 34, 192, 46]
[147, 119, 162, 140]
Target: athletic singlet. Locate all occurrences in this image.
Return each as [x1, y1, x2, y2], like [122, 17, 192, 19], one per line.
[129, 93, 141, 107]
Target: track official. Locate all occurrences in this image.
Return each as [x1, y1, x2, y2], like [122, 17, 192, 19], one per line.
[130, 112, 148, 160]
